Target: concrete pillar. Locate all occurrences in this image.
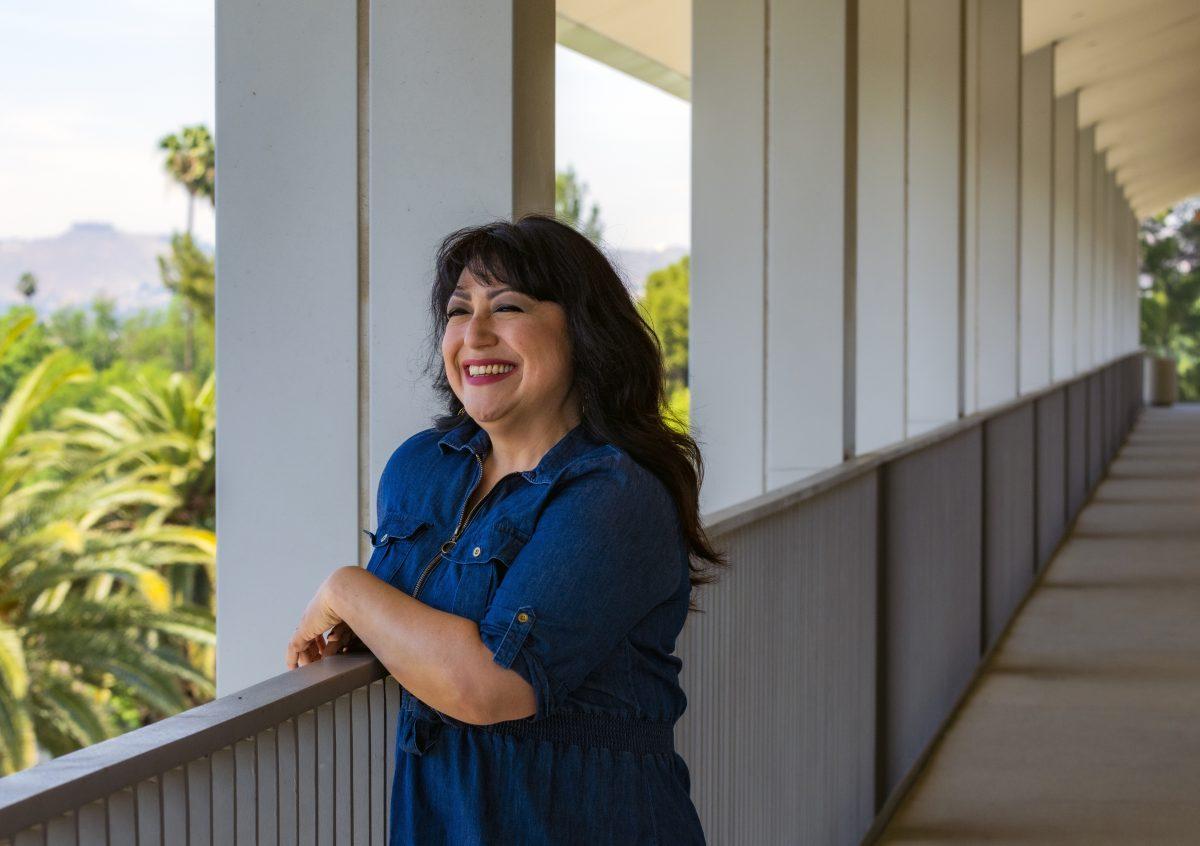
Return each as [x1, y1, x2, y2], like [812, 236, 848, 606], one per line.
[693, 0, 850, 509]
[1051, 93, 1077, 381]
[215, 0, 554, 694]
[1019, 45, 1053, 393]
[765, 0, 847, 485]
[905, 0, 962, 435]
[1075, 125, 1095, 372]
[691, 0, 766, 513]
[963, 0, 1020, 413]
[855, 0, 907, 454]
[1092, 152, 1109, 362]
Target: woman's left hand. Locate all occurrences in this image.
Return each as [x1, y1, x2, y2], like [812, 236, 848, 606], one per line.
[285, 567, 354, 670]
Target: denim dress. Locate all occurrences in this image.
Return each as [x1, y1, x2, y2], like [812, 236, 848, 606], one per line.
[363, 415, 706, 845]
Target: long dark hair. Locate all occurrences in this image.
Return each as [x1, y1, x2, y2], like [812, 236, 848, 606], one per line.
[424, 213, 728, 610]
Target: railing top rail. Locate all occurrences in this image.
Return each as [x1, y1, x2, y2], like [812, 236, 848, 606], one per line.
[701, 351, 1144, 538]
[0, 654, 386, 836]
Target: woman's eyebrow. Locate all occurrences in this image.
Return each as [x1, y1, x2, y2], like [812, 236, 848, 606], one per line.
[449, 285, 516, 301]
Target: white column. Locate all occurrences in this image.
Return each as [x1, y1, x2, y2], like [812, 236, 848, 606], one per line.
[1075, 125, 1095, 372]
[215, 0, 554, 694]
[906, 0, 962, 435]
[1051, 92, 1077, 381]
[1091, 150, 1108, 363]
[1019, 45, 1053, 393]
[855, 0, 907, 454]
[691, 0, 766, 513]
[216, 0, 359, 695]
[964, 0, 1020, 412]
[765, 0, 847, 486]
[368, 0, 553, 504]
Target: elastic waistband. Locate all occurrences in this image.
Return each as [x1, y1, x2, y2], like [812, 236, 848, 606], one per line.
[472, 711, 676, 754]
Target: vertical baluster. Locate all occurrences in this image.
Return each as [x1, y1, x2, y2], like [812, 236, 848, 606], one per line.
[256, 728, 279, 844]
[161, 767, 187, 843]
[351, 687, 369, 846]
[296, 710, 317, 846]
[383, 677, 399, 835]
[135, 779, 161, 845]
[368, 680, 386, 846]
[76, 800, 105, 846]
[277, 718, 298, 846]
[234, 737, 258, 844]
[186, 756, 212, 844]
[315, 702, 335, 846]
[210, 745, 236, 846]
[107, 789, 136, 845]
[334, 694, 352, 844]
[45, 812, 77, 846]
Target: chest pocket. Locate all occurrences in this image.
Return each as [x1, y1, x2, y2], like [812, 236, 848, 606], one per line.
[363, 511, 430, 588]
[443, 521, 529, 622]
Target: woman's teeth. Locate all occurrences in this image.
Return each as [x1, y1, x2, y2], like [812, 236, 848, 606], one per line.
[468, 364, 516, 376]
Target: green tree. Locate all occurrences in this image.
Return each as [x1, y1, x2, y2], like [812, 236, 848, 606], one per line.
[158, 125, 215, 236]
[0, 316, 214, 773]
[555, 165, 604, 243]
[158, 124, 215, 374]
[637, 255, 690, 433]
[1141, 199, 1200, 399]
[16, 272, 37, 302]
[158, 233, 215, 327]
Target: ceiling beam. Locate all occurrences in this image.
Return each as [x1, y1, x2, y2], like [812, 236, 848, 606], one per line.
[1055, 0, 1200, 91]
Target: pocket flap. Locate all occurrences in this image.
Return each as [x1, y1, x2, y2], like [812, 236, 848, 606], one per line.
[362, 511, 429, 547]
[448, 523, 527, 566]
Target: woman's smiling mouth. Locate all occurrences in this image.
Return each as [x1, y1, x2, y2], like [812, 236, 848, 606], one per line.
[463, 359, 518, 385]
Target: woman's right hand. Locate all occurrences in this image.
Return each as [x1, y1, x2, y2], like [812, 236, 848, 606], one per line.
[321, 621, 361, 657]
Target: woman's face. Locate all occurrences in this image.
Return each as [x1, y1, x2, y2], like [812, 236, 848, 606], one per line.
[442, 267, 576, 431]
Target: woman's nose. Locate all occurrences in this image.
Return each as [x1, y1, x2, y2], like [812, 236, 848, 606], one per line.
[464, 313, 496, 346]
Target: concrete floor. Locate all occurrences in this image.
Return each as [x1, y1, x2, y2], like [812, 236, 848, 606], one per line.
[878, 405, 1200, 845]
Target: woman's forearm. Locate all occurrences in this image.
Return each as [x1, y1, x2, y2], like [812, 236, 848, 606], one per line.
[325, 566, 530, 724]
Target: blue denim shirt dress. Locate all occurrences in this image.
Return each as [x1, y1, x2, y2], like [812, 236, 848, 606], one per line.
[364, 415, 706, 845]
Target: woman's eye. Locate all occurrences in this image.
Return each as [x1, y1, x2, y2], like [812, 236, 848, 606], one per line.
[446, 308, 466, 317]
[496, 304, 522, 313]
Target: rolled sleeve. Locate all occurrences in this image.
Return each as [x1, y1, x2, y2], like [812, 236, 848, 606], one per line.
[477, 459, 683, 721]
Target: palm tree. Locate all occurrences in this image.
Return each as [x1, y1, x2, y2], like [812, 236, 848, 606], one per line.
[16, 272, 37, 302]
[0, 316, 215, 774]
[158, 124, 215, 374]
[158, 125, 215, 238]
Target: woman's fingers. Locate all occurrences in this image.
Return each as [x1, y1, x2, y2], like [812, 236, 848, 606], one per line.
[323, 622, 359, 657]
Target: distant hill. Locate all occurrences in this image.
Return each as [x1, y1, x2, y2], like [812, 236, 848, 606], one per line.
[0, 222, 684, 317]
[0, 223, 202, 318]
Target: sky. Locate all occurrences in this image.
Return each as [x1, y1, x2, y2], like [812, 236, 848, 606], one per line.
[0, 1, 690, 252]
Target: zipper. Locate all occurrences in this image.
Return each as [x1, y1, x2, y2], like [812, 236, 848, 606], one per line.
[406, 449, 516, 724]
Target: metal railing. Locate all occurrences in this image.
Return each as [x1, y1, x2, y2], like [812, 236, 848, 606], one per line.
[0, 353, 1145, 845]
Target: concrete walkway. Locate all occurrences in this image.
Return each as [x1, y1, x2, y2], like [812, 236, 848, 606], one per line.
[878, 405, 1200, 844]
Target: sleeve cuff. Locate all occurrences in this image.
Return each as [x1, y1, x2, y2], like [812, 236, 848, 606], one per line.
[479, 606, 564, 722]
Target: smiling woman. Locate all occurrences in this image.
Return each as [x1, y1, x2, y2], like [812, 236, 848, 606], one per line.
[285, 213, 725, 844]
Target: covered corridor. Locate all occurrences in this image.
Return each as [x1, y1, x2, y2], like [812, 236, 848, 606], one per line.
[878, 406, 1200, 843]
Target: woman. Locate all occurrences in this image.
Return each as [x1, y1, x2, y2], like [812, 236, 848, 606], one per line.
[285, 214, 725, 844]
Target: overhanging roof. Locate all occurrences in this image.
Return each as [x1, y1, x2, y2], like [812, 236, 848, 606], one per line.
[557, 0, 1200, 218]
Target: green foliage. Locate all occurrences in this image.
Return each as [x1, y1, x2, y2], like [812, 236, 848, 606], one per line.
[17, 272, 37, 301]
[158, 125, 215, 209]
[0, 316, 216, 773]
[555, 165, 604, 243]
[636, 254, 690, 430]
[1140, 200, 1200, 400]
[157, 233, 215, 326]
